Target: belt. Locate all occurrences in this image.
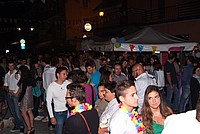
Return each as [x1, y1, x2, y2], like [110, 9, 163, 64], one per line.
[55, 110, 67, 114]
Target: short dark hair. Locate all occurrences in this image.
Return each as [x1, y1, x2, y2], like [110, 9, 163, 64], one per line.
[72, 71, 88, 83]
[55, 67, 68, 79]
[7, 60, 15, 64]
[168, 53, 175, 60]
[67, 83, 86, 104]
[71, 58, 80, 68]
[187, 56, 194, 64]
[85, 59, 96, 68]
[116, 80, 134, 98]
[193, 66, 200, 74]
[41, 57, 50, 64]
[114, 62, 122, 69]
[151, 55, 159, 62]
[153, 61, 162, 71]
[104, 81, 117, 93]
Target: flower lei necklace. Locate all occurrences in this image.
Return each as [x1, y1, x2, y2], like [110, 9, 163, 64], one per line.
[71, 103, 92, 115]
[119, 103, 145, 134]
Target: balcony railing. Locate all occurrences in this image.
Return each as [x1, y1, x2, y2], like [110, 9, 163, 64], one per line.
[86, 1, 200, 29]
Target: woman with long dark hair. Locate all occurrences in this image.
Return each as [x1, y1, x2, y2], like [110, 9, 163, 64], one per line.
[18, 66, 35, 134]
[141, 85, 173, 134]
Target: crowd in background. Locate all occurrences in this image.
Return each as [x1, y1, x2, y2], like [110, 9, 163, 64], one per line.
[0, 50, 200, 134]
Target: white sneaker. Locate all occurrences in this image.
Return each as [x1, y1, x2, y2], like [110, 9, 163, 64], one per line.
[38, 115, 44, 119]
[41, 116, 49, 122]
[34, 116, 44, 121]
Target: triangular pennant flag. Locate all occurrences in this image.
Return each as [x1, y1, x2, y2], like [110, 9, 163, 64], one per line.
[138, 45, 144, 53]
[152, 46, 157, 53]
[130, 44, 135, 52]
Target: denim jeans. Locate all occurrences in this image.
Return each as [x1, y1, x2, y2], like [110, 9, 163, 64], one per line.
[54, 111, 68, 134]
[179, 84, 191, 113]
[166, 84, 180, 112]
[32, 95, 41, 117]
[7, 93, 24, 129]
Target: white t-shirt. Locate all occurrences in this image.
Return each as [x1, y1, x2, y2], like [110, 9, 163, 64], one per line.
[46, 80, 71, 118]
[42, 66, 56, 91]
[4, 70, 20, 93]
[134, 72, 157, 114]
[162, 110, 200, 134]
[109, 109, 138, 134]
[100, 98, 119, 127]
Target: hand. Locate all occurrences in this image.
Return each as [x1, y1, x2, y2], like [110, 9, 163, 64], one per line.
[170, 85, 173, 89]
[98, 127, 109, 134]
[15, 92, 19, 97]
[8, 90, 14, 94]
[50, 117, 57, 125]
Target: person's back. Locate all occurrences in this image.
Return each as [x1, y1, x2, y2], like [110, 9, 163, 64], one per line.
[132, 64, 156, 113]
[82, 83, 96, 105]
[164, 53, 179, 113]
[42, 66, 56, 91]
[65, 83, 99, 134]
[64, 108, 99, 134]
[162, 110, 200, 134]
[162, 97, 200, 134]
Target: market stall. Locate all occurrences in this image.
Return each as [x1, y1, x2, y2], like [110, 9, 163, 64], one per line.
[113, 27, 198, 52]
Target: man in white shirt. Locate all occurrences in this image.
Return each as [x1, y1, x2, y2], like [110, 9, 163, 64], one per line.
[4, 61, 24, 133]
[162, 97, 200, 134]
[41, 57, 57, 123]
[109, 80, 145, 134]
[99, 81, 118, 134]
[42, 57, 56, 91]
[46, 67, 70, 134]
[99, 81, 119, 126]
[132, 63, 157, 114]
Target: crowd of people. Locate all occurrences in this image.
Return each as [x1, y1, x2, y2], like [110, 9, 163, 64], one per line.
[0, 50, 199, 134]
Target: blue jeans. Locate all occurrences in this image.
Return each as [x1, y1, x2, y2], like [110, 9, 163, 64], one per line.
[54, 111, 67, 134]
[166, 84, 180, 112]
[179, 84, 191, 113]
[7, 93, 24, 129]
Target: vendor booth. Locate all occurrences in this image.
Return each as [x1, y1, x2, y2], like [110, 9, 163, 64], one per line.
[113, 27, 198, 52]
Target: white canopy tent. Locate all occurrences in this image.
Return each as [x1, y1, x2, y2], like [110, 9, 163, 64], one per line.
[114, 27, 198, 52]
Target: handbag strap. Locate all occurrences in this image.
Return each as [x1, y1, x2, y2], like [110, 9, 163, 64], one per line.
[79, 112, 91, 134]
[90, 85, 95, 107]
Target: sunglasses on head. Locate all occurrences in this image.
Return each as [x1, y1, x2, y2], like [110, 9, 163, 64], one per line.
[65, 96, 73, 99]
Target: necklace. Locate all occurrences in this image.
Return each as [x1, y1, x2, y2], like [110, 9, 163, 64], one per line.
[71, 103, 92, 115]
[119, 103, 145, 134]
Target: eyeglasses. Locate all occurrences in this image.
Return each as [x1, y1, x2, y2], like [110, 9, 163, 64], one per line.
[65, 96, 73, 99]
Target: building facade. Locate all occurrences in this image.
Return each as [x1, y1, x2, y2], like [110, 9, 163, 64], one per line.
[65, 0, 200, 49]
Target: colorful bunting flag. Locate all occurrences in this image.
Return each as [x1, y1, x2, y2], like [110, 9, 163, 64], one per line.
[152, 46, 157, 53]
[138, 45, 144, 53]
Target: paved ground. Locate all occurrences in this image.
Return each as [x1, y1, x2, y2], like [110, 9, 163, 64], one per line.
[0, 107, 55, 134]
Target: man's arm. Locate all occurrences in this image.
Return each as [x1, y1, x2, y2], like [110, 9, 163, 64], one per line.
[166, 73, 173, 89]
[46, 84, 56, 125]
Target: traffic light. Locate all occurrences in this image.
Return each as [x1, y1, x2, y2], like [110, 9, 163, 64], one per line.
[20, 39, 25, 50]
